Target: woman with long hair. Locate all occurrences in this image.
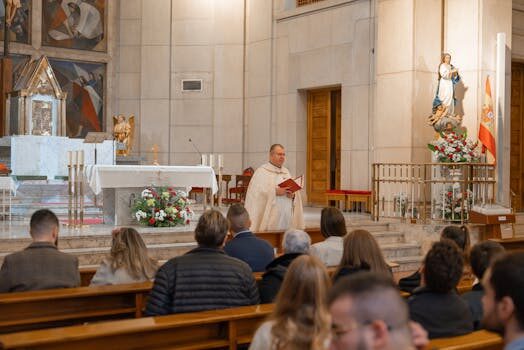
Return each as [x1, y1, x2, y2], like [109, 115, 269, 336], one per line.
[333, 229, 391, 282]
[310, 207, 347, 266]
[249, 255, 332, 350]
[90, 228, 158, 285]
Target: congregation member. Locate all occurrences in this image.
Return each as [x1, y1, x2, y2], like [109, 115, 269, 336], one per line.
[310, 207, 347, 267]
[462, 241, 505, 329]
[259, 229, 311, 303]
[90, 227, 158, 285]
[223, 204, 274, 272]
[0, 209, 80, 292]
[329, 272, 424, 350]
[250, 255, 331, 350]
[408, 240, 473, 339]
[399, 224, 471, 293]
[145, 209, 259, 315]
[244, 144, 304, 231]
[332, 229, 391, 282]
[482, 252, 524, 350]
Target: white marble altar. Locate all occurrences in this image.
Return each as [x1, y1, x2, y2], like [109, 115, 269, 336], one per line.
[0, 136, 115, 179]
[85, 165, 218, 225]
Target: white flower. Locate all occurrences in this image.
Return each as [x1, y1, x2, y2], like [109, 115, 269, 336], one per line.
[135, 210, 147, 221]
[141, 189, 153, 198]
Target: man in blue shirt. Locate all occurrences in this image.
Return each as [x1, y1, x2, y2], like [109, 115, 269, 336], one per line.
[482, 252, 524, 350]
[224, 204, 274, 272]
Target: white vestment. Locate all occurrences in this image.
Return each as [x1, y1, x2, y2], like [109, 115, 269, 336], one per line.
[438, 63, 455, 115]
[244, 162, 304, 232]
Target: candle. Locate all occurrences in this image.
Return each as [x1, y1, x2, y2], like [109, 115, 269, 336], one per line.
[79, 150, 84, 165]
[68, 151, 72, 165]
[218, 154, 223, 168]
[201, 154, 207, 166]
[73, 151, 77, 165]
[209, 154, 214, 168]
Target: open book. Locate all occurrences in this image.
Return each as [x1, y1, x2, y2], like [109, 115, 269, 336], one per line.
[278, 175, 303, 193]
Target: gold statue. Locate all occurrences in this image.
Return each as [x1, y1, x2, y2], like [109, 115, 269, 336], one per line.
[113, 114, 135, 156]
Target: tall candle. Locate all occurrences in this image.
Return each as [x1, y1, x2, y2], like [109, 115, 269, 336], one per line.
[209, 154, 214, 168]
[79, 150, 84, 165]
[68, 151, 72, 165]
[218, 154, 223, 168]
[201, 154, 207, 166]
[73, 151, 77, 165]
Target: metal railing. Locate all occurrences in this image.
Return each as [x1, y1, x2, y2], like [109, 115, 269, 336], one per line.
[372, 163, 496, 224]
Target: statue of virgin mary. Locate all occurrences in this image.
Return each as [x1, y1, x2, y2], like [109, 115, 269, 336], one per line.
[433, 53, 461, 115]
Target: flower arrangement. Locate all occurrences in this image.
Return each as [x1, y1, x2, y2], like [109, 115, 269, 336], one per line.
[439, 183, 473, 221]
[428, 130, 480, 163]
[132, 186, 194, 227]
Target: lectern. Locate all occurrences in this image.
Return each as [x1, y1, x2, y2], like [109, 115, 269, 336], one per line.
[469, 210, 515, 240]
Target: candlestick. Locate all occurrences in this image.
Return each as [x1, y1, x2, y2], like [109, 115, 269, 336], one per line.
[68, 151, 72, 165]
[209, 154, 214, 168]
[218, 154, 223, 168]
[79, 150, 84, 165]
[201, 154, 207, 166]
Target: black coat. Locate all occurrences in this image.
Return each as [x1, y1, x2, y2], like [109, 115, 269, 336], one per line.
[145, 247, 259, 315]
[462, 283, 484, 330]
[224, 231, 274, 272]
[408, 286, 473, 339]
[258, 253, 303, 303]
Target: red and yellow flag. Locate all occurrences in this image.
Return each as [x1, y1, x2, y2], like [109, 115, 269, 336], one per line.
[478, 76, 496, 160]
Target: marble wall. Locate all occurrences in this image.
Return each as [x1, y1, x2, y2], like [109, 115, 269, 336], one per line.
[514, 1, 524, 60]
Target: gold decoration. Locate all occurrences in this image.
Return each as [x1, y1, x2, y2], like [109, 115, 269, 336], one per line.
[113, 114, 135, 156]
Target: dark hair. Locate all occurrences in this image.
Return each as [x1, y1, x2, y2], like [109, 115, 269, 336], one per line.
[269, 144, 284, 153]
[329, 271, 398, 305]
[441, 225, 470, 252]
[30, 209, 59, 238]
[490, 252, 524, 329]
[194, 209, 229, 248]
[424, 240, 463, 293]
[320, 207, 347, 238]
[226, 204, 250, 233]
[469, 241, 505, 279]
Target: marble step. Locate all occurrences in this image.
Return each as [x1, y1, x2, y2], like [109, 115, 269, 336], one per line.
[380, 242, 421, 259]
[371, 231, 405, 244]
[347, 222, 392, 232]
[0, 230, 196, 253]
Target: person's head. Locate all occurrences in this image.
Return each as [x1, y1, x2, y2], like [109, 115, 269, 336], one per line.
[423, 239, 463, 293]
[441, 53, 451, 64]
[441, 225, 470, 261]
[482, 252, 524, 338]
[269, 144, 286, 168]
[328, 272, 414, 350]
[226, 204, 251, 235]
[270, 255, 331, 349]
[194, 209, 229, 248]
[30, 209, 59, 244]
[110, 228, 157, 280]
[282, 229, 311, 254]
[338, 230, 390, 276]
[321, 207, 347, 239]
[469, 241, 505, 280]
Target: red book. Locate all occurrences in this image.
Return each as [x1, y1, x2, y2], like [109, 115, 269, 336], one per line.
[278, 175, 303, 193]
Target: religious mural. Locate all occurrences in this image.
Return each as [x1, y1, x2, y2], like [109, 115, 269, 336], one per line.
[42, 0, 106, 52]
[0, 0, 30, 44]
[11, 53, 30, 83]
[49, 58, 105, 138]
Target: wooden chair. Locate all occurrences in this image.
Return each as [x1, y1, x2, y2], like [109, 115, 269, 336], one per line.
[0, 304, 274, 350]
[223, 175, 252, 204]
[0, 282, 152, 334]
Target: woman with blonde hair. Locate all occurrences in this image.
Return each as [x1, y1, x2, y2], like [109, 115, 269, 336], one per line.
[90, 228, 158, 285]
[249, 255, 331, 350]
[333, 229, 391, 282]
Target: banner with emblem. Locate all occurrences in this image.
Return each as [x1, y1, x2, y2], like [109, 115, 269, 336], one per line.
[478, 76, 496, 161]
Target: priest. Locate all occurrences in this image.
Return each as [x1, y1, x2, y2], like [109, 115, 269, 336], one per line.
[244, 144, 304, 232]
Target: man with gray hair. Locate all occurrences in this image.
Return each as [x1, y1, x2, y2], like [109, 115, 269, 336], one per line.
[258, 229, 311, 303]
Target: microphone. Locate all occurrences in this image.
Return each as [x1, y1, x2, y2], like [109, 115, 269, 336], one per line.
[188, 138, 203, 164]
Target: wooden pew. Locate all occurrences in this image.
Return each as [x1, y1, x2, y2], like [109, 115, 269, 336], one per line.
[0, 304, 274, 350]
[427, 330, 503, 350]
[0, 282, 152, 334]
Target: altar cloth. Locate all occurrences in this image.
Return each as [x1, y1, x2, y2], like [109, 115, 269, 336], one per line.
[85, 165, 218, 195]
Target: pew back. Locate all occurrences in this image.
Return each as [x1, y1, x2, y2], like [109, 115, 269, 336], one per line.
[427, 330, 503, 350]
[0, 304, 274, 350]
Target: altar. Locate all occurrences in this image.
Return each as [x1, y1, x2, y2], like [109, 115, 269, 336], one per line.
[85, 165, 218, 225]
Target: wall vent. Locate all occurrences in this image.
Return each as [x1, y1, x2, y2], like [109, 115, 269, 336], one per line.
[181, 79, 203, 92]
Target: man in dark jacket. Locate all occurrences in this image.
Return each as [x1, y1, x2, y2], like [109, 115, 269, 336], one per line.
[462, 241, 504, 330]
[259, 229, 311, 303]
[408, 240, 473, 339]
[0, 209, 80, 292]
[145, 209, 259, 315]
[224, 204, 274, 272]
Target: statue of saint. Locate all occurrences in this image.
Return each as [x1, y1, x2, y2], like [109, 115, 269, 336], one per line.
[429, 53, 462, 132]
[113, 114, 135, 156]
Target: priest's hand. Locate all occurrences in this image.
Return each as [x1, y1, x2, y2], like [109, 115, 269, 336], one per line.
[276, 186, 290, 196]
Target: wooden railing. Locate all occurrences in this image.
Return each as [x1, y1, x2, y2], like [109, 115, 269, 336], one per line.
[372, 163, 496, 224]
[0, 304, 274, 350]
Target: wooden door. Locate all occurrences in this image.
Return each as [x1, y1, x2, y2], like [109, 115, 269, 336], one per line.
[307, 88, 341, 205]
[511, 62, 524, 211]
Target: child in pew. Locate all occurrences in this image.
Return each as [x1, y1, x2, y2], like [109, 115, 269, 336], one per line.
[399, 225, 471, 293]
[250, 255, 332, 350]
[462, 241, 505, 330]
[90, 228, 158, 285]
